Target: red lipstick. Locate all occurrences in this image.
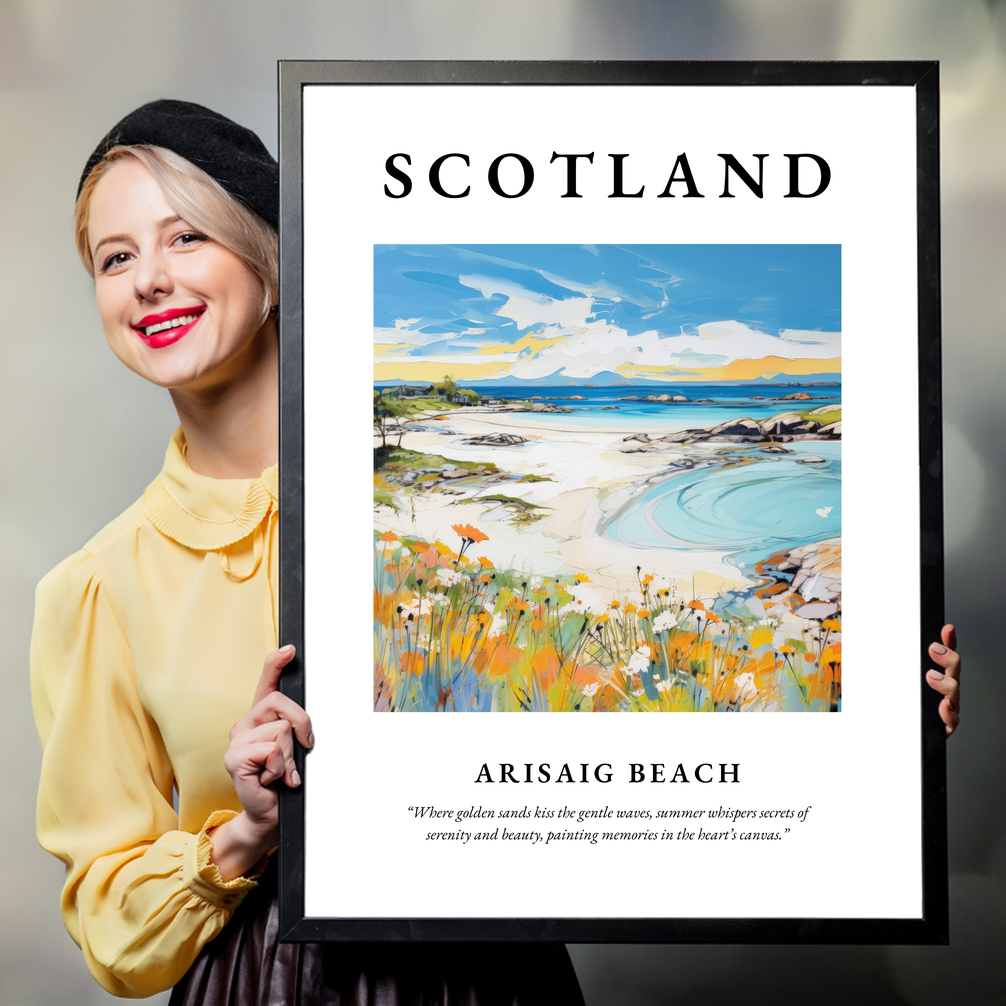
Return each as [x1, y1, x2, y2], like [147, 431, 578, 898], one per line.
[132, 306, 205, 349]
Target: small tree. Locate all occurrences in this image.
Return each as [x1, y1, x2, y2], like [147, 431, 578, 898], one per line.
[374, 390, 409, 448]
[436, 374, 457, 398]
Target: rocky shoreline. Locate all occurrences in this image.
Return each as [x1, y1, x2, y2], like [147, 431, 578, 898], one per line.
[619, 408, 841, 452]
[619, 390, 831, 404]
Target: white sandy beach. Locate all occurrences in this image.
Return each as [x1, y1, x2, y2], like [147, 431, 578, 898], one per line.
[375, 408, 754, 602]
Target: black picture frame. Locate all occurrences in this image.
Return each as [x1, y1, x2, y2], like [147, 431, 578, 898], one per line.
[277, 60, 945, 944]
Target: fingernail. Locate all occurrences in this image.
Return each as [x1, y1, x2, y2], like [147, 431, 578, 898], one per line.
[928, 669, 944, 679]
[291, 768, 301, 787]
[306, 732, 315, 748]
[931, 643, 947, 654]
[280, 644, 295, 654]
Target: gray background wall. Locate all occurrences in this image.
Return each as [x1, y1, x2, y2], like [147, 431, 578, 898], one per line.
[1, 1, 1003, 1003]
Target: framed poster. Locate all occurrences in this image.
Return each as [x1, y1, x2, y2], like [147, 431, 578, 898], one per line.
[277, 61, 946, 943]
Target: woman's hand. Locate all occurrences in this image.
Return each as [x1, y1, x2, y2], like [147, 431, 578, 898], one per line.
[209, 645, 314, 881]
[926, 624, 960, 737]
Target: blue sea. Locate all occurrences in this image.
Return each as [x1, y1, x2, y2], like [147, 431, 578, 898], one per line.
[479, 383, 840, 432]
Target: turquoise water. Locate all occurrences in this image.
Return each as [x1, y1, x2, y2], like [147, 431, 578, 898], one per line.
[605, 443, 841, 568]
[470, 383, 841, 431]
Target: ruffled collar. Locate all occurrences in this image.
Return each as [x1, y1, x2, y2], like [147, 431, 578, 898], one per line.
[143, 428, 278, 551]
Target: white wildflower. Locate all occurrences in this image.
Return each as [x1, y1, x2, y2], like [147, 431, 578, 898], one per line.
[628, 650, 650, 675]
[652, 611, 675, 633]
[582, 682, 600, 697]
[436, 567, 466, 588]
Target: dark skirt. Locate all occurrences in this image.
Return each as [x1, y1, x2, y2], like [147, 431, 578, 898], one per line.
[169, 870, 585, 1006]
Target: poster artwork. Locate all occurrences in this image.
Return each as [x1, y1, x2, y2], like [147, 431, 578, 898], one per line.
[373, 243, 841, 714]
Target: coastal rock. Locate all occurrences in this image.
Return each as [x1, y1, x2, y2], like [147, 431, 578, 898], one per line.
[807, 405, 839, 416]
[601, 405, 620, 410]
[660, 430, 698, 443]
[792, 600, 839, 619]
[760, 445, 793, 454]
[779, 392, 813, 401]
[818, 421, 842, 437]
[529, 403, 573, 413]
[437, 430, 458, 435]
[709, 418, 763, 436]
[464, 432, 527, 446]
[760, 412, 808, 435]
[620, 396, 640, 401]
[797, 455, 827, 464]
[568, 395, 586, 400]
[755, 538, 842, 613]
[623, 433, 653, 443]
[644, 393, 690, 403]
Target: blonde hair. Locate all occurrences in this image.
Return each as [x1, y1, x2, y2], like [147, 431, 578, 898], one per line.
[75, 145, 278, 322]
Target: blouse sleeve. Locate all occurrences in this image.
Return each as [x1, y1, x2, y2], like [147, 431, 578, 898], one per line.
[31, 549, 262, 998]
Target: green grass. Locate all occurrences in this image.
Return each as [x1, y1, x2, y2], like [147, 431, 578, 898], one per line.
[799, 408, 841, 426]
[476, 493, 552, 526]
[376, 447, 499, 473]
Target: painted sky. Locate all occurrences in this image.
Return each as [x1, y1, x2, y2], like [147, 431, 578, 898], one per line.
[374, 245, 841, 384]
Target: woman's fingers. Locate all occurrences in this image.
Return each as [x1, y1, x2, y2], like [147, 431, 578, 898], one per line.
[252, 644, 296, 707]
[224, 738, 287, 788]
[230, 719, 301, 788]
[941, 623, 958, 653]
[927, 623, 960, 737]
[232, 689, 314, 750]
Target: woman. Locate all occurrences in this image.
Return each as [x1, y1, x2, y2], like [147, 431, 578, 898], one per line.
[31, 100, 586, 1003]
[33, 99, 962, 1003]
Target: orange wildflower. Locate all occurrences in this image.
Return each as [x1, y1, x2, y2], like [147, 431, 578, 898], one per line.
[477, 556, 493, 567]
[378, 529, 399, 542]
[451, 523, 489, 543]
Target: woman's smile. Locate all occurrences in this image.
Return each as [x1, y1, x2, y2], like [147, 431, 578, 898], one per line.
[133, 305, 207, 347]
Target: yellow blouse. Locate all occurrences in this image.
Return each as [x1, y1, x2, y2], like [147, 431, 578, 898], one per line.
[31, 429, 279, 998]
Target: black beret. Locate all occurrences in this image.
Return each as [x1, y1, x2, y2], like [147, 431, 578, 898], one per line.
[78, 99, 278, 228]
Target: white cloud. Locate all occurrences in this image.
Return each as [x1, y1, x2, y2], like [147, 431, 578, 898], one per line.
[374, 324, 464, 347]
[458, 273, 595, 330]
[501, 319, 841, 381]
